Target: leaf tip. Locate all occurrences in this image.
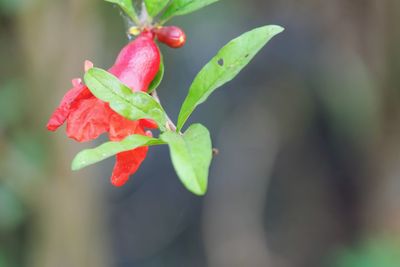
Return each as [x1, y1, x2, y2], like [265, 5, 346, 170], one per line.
[187, 184, 207, 196]
[195, 189, 208, 196]
[268, 25, 285, 35]
[71, 163, 79, 171]
[71, 154, 84, 171]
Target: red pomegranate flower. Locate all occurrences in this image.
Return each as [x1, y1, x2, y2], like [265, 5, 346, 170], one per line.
[47, 32, 161, 186]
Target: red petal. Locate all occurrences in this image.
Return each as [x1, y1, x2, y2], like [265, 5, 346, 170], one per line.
[108, 113, 142, 141]
[109, 117, 149, 186]
[111, 146, 148, 187]
[139, 119, 158, 129]
[47, 83, 92, 131]
[66, 98, 111, 142]
[108, 111, 152, 186]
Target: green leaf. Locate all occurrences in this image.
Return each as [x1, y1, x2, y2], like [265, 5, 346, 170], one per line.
[72, 135, 164, 171]
[160, 124, 212, 195]
[105, 0, 140, 24]
[148, 55, 165, 93]
[84, 67, 168, 131]
[160, 0, 220, 23]
[177, 25, 284, 131]
[144, 0, 170, 17]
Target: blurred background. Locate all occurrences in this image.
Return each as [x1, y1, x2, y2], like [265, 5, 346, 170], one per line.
[1, 0, 400, 266]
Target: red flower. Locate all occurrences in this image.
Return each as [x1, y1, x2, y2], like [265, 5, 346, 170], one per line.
[47, 32, 161, 186]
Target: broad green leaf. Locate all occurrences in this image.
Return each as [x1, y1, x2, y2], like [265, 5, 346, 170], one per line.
[84, 68, 168, 131]
[72, 135, 164, 171]
[160, 0, 219, 23]
[177, 25, 284, 131]
[105, 0, 139, 24]
[148, 56, 165, 93]
[144, 0, 170, 17]
[160, 124, 212, 195]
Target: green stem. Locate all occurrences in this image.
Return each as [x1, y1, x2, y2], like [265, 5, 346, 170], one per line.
[151, 91, 218, 155]
[151, 91, 179, 132]
[126, 7, 141, 26]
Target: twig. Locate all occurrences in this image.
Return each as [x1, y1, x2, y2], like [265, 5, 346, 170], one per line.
[151, 91, 219, 156]
[151, 91, 179, 133]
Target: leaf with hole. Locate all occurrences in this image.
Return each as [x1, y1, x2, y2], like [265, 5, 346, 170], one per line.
[161, 124, 212, 195]
[84, 67, 168, 131]
[177, 25, 284, 130]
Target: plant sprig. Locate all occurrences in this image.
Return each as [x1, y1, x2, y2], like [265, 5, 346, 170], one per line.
[74, 0, 284, 195]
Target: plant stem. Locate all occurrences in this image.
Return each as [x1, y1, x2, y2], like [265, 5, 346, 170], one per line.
[151, 91, 178, 132]
[151, 91, 218, 156]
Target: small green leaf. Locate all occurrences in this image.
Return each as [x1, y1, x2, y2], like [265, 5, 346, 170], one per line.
[160, 124, 212, 195]
[160, 0, 219, 23]
[177, 25, 284, 131]
[84, 68, 168, 131]
[148, 56, 165, 93]
[144, 0, 170, 17]
[105, 0, 140, 24]
[72, 135, 164, 171]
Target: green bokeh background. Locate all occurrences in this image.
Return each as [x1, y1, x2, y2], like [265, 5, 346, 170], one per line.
[1, 0, 400, 266]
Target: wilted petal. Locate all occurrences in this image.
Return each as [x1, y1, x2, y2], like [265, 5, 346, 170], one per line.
[47, 84, 92, 131]
[108, 113, 143, 141]
[108, 114, 150, 186]
[139, 119, 158, 129]
[111, 146, 148, 187]
[66, 98, 111, 142]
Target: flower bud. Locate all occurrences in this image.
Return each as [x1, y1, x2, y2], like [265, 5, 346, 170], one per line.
[154, 26, 186, 49]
